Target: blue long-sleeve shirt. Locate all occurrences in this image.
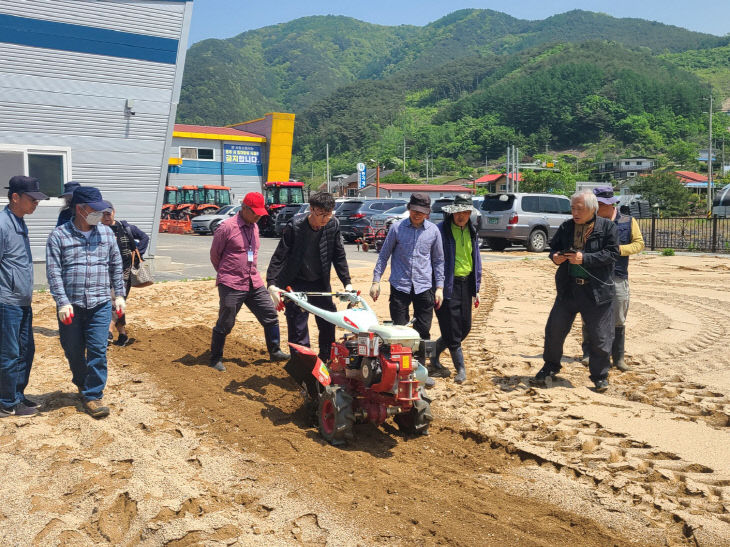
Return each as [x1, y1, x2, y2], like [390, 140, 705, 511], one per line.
[373, 217, 444, 294]
[46, 222, 124, 309]
[0, 206, 34, 307]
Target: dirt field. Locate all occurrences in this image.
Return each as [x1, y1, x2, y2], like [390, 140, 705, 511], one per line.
[2, 253, 729, 545]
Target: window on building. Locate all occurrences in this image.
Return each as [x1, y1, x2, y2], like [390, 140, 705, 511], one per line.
[0, 146, 69, 197]
[624, 161, 630, 166]
[180, 147, 215, 160]
[636, 161, 643, 166]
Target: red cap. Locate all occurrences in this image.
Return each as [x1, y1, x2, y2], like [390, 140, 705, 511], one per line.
[243, 192, 268, 216]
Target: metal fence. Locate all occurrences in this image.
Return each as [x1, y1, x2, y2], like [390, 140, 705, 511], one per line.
[636, 216, 730, 253]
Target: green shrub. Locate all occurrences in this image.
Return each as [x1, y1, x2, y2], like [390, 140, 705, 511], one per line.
[661, 248, 675, 256]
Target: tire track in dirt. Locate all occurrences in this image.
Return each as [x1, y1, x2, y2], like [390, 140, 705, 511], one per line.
[431, 260, 730, 545]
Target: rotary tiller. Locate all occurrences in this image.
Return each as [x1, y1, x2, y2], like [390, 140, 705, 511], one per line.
[281, 289, 434, 445]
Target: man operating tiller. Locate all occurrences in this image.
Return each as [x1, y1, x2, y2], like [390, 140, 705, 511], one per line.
[267, 191, 353, 363]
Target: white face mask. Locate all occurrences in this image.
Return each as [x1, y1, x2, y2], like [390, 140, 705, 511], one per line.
[82, 209, 103, 226]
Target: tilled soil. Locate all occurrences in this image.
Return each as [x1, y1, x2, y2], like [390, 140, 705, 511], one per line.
[2, 254, 729, 544]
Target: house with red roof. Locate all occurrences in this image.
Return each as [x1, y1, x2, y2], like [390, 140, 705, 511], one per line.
[168, 112, 295, 202]
[358, 183, 474, 199]
[474, 173, 523, 193]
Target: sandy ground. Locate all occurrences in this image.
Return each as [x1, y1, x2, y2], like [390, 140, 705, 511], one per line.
[1, 252, 729, 545]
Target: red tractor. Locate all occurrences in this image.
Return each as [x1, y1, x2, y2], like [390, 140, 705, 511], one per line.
[259, 181, 306, 236]
[173, 185, 232, 219]
[161, 186, 179, 219]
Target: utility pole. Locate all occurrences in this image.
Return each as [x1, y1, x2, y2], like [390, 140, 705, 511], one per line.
[515, 147, 520, 193]
[326, 143, 330, 194]
[425, 152, 429, 183]
[403, 137, 406, 175]
[485, 153, 488, 174]
[506, 146, 510, 193]
[708, 93, 713, 212]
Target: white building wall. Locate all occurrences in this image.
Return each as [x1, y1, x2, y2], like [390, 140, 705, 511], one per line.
[0, 0, 193, 269]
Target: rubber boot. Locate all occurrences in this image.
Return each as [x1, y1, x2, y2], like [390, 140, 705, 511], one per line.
[580, 322, 590, 367]
[209, 329, 226, 371]
[451, 347, 466, 384]
[265, 325, 290, 362]
[429, 337, 451, 378]
[612, 326, 629, 372]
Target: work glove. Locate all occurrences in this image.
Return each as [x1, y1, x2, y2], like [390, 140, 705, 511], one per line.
[269, 285, 284, 311]
[58, 304, 74, 325]
[434, 288, 444, 310]
[344, 284, 353, 292]
[369, 282, 380, 301]
[473, 295, 480, 309]
[114, 296, 126, 317]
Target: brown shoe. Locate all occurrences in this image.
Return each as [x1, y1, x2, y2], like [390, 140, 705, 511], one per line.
[83, 399, 110, 419]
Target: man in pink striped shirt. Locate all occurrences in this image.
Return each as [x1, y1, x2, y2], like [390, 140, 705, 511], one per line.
[208, 192, 289, 372]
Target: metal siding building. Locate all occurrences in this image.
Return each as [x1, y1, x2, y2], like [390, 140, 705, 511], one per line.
[167, 113, 296, 204]
[0, 0, 193, 280]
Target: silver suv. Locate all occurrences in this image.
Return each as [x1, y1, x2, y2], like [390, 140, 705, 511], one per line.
[478, 193, 571, 252]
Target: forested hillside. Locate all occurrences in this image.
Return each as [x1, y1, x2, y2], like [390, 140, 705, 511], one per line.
[176, 9, 729, 184]
[178, 9, 726, 125]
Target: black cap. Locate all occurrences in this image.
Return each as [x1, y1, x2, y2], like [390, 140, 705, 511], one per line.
[408, 192, 431, 214]
[61, 181, 81, 198]
[7, 176, 49, 200]
[71, 186, 111, 211]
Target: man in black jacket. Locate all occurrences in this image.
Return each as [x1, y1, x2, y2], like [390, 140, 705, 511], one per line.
[536, 191, 619, 392]
[267, 192, 352, 362]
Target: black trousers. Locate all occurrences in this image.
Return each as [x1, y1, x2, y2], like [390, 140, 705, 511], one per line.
[543, 282, 613, 383]
[435, 277, 472, 351]
[284, 279, 336, 362]
[211, 283, 279, 360]
[389, 285, 434, 340]
[113, 275, 133, 328]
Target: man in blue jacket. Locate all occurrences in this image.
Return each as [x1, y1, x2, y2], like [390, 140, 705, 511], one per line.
[431, 194, 482, 384]
[0, 176, 48, 417]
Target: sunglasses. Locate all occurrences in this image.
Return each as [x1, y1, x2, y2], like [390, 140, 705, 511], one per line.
[595, 191, 614, 198]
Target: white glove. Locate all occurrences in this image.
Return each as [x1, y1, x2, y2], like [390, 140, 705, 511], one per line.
[58, 304, 74, 324]
[269, 285, 283, 308]
[434, 288, 444, 309]
[369, 282, 380, 301]
[114, 296, 126, 316]
[344, 284, 353, 292]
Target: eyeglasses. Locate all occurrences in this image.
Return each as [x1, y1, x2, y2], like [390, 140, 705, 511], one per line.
[594, 191, 614, 198]
[310, 208, 333, 219]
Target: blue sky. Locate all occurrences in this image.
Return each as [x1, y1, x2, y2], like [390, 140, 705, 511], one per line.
[187, 0, 729, 46]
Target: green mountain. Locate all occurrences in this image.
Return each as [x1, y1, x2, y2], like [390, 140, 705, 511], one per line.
[177, 9, 726, 126]
[294, 41, 710, 164]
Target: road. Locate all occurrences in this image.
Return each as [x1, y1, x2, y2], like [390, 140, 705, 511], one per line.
[153, 232, 530, 282]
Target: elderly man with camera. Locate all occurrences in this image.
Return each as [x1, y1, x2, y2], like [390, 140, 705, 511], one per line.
[535, 190, 619, 392]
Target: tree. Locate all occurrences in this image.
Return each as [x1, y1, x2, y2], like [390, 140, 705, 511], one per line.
[631, 171, 694, 216]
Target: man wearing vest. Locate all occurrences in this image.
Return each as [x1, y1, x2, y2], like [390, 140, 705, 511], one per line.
[580, 186, 644, 372]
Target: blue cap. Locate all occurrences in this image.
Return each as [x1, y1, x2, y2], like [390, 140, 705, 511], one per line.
[71, 186, 111, 211]
[61, 181, 81, 198]
[6, 176, 49, 200]
[593, 185, 619, 205]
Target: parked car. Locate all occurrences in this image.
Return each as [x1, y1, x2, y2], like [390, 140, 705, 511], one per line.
[369, 204, 409, 231]
[478, 193, 572, 252]
[335, 198, 407, 241]
[191, 205, 240, 234]
[274, 203, 309, 235]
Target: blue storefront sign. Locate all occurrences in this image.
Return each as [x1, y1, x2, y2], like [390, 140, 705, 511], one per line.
[357, 162, 366, 189]
[224, 144, 261, 164]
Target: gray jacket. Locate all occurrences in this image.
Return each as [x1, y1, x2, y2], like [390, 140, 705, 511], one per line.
[0, 206, 34, 306]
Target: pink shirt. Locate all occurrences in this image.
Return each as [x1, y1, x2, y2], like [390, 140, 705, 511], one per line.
[209, 214, 264, 291]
